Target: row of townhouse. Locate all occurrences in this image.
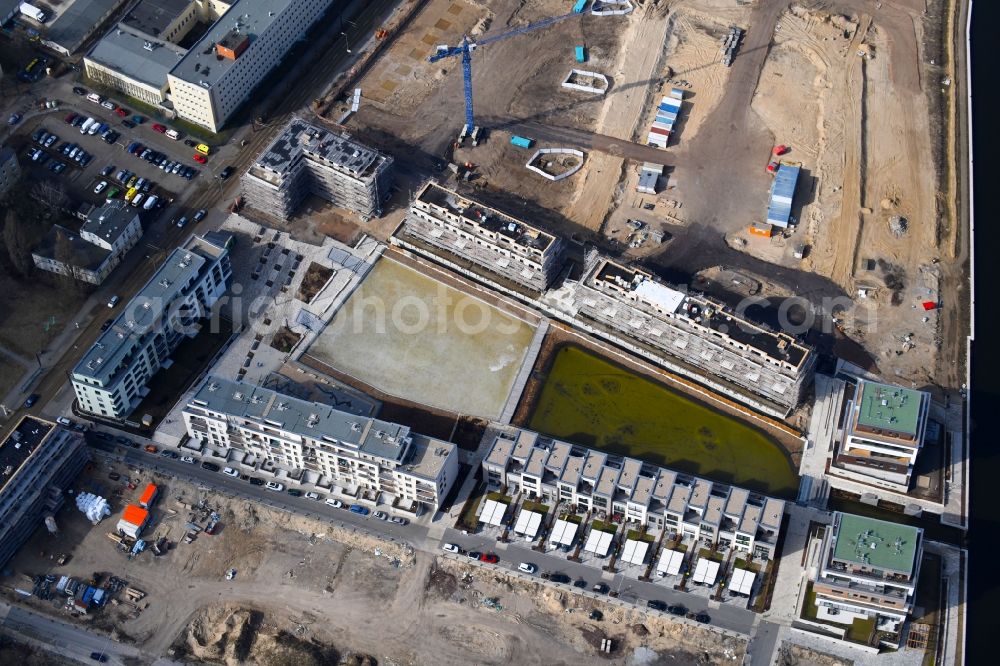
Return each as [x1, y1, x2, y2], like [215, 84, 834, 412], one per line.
[482, 428, 785, 559]
[181, 376, 458, 511]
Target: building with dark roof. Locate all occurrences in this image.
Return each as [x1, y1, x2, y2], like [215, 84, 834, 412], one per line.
[40, 0, 130, 56]
[32, 201, 142, 285]
[182, 376, 458, 510]
[0, 418, 89, 569]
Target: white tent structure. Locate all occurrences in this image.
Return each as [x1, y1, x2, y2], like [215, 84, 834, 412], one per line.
[655, 549, 684, 577]
[550, 519, 579, 546]
[584, 528, 615, 557]
[728, 569, 756, 596]
[620, 539, 650, 565]
[692, 558, 720, 585]
[513, 509, 543, 539]
[480, 499, 508, 526]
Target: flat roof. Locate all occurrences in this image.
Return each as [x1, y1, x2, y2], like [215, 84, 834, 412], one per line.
[122, 0, 191, 38]
[0, 417, 54, 494]
[485, 434, 515, 467]
[74, 234, 226, 384]
[169, 0, 298, 88]
[832, 513, 921, 574]
[855, 380, 925, 436]
[82, 200, 139, 245]
[188, 376, 411, 463]
[480, 498, 507, 526]
[525, 447, 547, 477]
[43, 0, 127, 52]
[550, 519, 578, 546]
[766, 164, 800, 228]
[401, 433, 455, 481]
[88, 23, 187, 89]
[33, 225, 110, 271]
[247, 117, 388, 183]
[416, 182, 555, 253]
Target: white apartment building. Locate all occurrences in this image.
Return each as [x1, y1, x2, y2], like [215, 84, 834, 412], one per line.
[241, 117, 394, 220]
[72, 234, 232, 420]
[834, 379, 931, 491]
[32, 201, 143, 285]
[482, 429, 785, 559]
[813, 512, 923, 632]
[168, 0, 337, 132]
[576, 257, 815, 416]
[394, 182, 566, 293]
[182, 377, 458, 510]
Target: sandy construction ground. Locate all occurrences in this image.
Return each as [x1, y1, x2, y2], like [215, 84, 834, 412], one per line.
[1, 458, 745, 665]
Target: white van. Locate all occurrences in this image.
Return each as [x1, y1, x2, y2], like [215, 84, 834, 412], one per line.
[79, 118, 95, 134]
[143, 195, 159, 210]
[86, 92, 102, 104]
[131, 193, 144, 207]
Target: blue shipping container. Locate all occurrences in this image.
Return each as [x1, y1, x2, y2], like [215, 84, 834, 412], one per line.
[510, 135, 534, 149]
[573, 0, 588, 12]
[575, 45, 586, 63]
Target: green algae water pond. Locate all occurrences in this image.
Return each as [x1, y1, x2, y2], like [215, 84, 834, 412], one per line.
[528, 346, 799, 498]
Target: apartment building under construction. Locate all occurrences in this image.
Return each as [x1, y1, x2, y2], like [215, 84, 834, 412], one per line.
[241, 117, 394, 220]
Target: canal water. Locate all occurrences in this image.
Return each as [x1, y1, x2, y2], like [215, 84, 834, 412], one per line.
[528, 345, 799, 498]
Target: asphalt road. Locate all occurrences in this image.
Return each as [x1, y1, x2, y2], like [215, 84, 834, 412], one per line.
[0, 602, 142, 665]
[89, 436, 758, 637]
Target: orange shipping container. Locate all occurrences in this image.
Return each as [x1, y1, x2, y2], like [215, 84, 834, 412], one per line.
[121, 504, 149, 526]
[138, 483, 158, 508]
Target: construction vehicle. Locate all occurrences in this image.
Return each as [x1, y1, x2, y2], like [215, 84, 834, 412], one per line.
[429, 11, 589, 143]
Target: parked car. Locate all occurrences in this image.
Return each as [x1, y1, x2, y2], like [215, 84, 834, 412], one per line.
[184, 139, 197, 147]
[56, 416, 72, 426]
[225, 568, 236, 581]
[50, 161, 67, 174]
[101, 165, 115, 177]
[518, 562, 537, 574]
[668, 605, 687, 616]
[248, 477, 264, 486]
[348, 504, 370, 515]
[547, 573, 570, 584]
[8, 113, 22, 125]
[325, 498, 344, 508]
[286, 489, 302, 497]
[389, 516, 408, 525]
[219, 166, 234, 179]
[180, 456, 195, 464]
[222, 467, 239, 477]
[89, 653, 108, 663]
[45, 134, 58, 147]
[100, 318, 113, 331]
[115, 107, 127, 117]
[151, 123, 166, 133]
[479, 553, 499, 564]
[160, 450, 178, 459]
[695, 613, 711, 624]
[193, 209, 207, 222]
[73, 86, 87, 96]
[64, 112, 78, 124]
[592, 583, 609, 594]
[304, 492, 322, 500]
[442, 543, 461, 554]
[373, 511, 388, 521]
[175, 216, 188, 228]
[265, 481, 284, 491]
[466, 551, 482, 560]
[144, 445, 158, 454]
[107, 295, 120, 308]
[23, 394, 39, 408]
[101, 100, 116, 110]
[93, 180, 107, 194]
[646, 600, 668, 612]
[122, 119, 137, 128]
[573, 579, 588, 589]
[201, 462, 220, 472]
[192, 153, 207, 164]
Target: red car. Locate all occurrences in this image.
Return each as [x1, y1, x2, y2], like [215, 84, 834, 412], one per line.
[152, 123, 167, 133]
[64, 112, 78, 124]
[479, 553, 499, 564]
[115, 108, 128, 117]
[192, 153, 207, 164]
[766, 161, 779, 174]
[773, 144, 789, 156]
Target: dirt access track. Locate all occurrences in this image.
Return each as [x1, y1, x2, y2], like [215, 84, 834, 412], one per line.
[1, 460, 744, 665]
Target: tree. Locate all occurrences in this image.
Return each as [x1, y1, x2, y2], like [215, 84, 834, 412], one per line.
[32, 179, 71, 215]
[3, 210, 32, 277]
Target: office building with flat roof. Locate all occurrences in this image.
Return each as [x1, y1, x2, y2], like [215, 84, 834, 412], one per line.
[482, 428, 785, 559]
[71, 233, 232, 420]
[813, 512, 923, 632]
[835, 379, 931, 491]
[0, 418, 88, 570]
[167, 0, 338, 132]
[182, 377, 458, 510]
[33, 202, 142, 285]
[242, 117, 394, 220]
[577, 257, 814, 416]
[394, 182, 566, 294]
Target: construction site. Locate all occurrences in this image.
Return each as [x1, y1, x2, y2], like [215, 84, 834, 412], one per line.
[313, 0, 965, 400]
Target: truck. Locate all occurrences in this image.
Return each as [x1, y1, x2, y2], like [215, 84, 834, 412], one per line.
[164, 128, 180, 140]
[19, 3, 47, 22]
[510, 135, 534, 149]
